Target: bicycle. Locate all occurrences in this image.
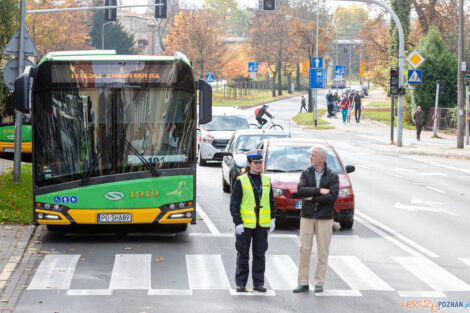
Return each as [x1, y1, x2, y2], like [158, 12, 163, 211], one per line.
[250, 117, 284, 130]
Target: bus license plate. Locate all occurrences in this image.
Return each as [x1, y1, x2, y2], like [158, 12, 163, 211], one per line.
[296, 201, 302, 209]
[3, 148, 14, 153]
[97, 214, 131, 223]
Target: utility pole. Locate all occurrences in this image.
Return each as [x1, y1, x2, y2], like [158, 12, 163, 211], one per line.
[348, 27, 352, 88]
[456, 0, 465, 148]
[433, 80, 440, 136]
[313, 0, 320, 127]
[465, 81, 469, 145]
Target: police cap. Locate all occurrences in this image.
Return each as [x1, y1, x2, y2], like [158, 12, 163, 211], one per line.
[245, 149, 264, 161]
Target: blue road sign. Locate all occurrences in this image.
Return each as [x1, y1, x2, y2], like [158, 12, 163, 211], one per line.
[205, 74, 214, 82]
[335, 65, 346, 76]
[408, 69, 422, 85]
[312, 57, 323, 69]
[248, 62, 258, 73]
[309, 68, 325, 89]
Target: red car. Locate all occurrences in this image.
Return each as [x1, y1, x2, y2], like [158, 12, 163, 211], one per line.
[258, 139, 356, 229]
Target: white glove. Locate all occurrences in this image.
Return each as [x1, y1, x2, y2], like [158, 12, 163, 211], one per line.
[235, 224, 245, 235]
[270, 219, 276, 232]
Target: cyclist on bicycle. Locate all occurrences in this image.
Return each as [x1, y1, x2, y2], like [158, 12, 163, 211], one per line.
[255, 104, 273, 127]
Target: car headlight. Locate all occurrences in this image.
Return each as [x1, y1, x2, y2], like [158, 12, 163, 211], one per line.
[272, 188, 287, 197]
[202, 135, 214, 143]
[339, 188, 352, 198]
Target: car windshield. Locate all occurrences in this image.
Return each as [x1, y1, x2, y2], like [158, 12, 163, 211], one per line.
[202, 115, 249, 131]
[235, 134, 288, 153]
[265, 146, 345, 174]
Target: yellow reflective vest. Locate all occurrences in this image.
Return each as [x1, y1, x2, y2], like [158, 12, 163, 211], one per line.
[238, 174, 271, 228]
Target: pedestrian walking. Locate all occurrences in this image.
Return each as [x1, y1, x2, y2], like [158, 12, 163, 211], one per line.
[326, 91, 335, 118]
[230, 150, 276, 293]
[293, 145, 339, 294]
[299, 96, 307, 113]
[353, 90, 363, 123]
[339, 94, 350, 124]
[413, 106, 425, 141]
[333, 91, 340, 118]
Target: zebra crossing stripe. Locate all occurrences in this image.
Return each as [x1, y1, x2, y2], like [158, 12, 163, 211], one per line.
[148, 289, 193, 296]
[109, 254, 151, 289]
[27, 254, 80, 290]
[328, 256, 394, 291]
[186, 254, 231, 290]
[67, 289, 113, 296]
[315, 290, 362, 297]
[397, 291, 446, 298]
[458, 258, 470, 267]
[394, 257, 470, 291]
[265, 255, 312, 290]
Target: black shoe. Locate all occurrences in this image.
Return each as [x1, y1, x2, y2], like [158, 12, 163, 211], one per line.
[236, 286, 246, 292]
[253, 286, 267, 292]
[293, 285, 309, 293]
[314, 285, 324, 293]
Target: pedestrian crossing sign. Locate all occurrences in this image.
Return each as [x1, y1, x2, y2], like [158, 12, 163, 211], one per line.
[408, 70, 422, 85]
[205, 74, 214, 82]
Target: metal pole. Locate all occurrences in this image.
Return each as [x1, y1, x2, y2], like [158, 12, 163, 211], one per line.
[13, 0, 26, 182]
[102, 21, 113, 50]
[433, 81, 440, 136]
[314, 0, 320, 126]
[466, 82, 469, 145]
[457, 0, 465, 148]
[359, 49, 363, 85]
[390, 95, 394, 144]
[348, 28, 352, 88]
[337, 0, 405, 147]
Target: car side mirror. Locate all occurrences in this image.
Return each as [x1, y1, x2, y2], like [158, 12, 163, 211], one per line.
[345, 165, 355, 174]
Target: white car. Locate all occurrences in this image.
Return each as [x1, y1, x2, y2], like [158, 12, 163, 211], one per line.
[197, 107, 250, 166]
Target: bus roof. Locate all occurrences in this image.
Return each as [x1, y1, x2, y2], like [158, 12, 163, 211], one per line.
[37, 50, 191, 67]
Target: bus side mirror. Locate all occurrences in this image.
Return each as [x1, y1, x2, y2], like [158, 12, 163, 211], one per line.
[13, 66, 34, 113]
[198, 79, 212, 124]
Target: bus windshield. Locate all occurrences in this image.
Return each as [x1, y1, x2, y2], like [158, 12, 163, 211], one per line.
[33, 61, 196, 187]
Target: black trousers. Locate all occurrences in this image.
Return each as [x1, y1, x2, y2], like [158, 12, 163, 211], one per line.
[235, 226, 268, 287]
[256, 117, 267, 126]
[355, 108, 361, 122]
[416, 125, 423, 140]
[327, 104, 334, 117]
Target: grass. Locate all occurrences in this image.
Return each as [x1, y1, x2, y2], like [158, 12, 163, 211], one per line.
[363, 110, 415, 130]
[212, 90, 304, 108]
[366, 101, 390, 108]
[0, 164, 33, 225]
[292, 110, 332, 128]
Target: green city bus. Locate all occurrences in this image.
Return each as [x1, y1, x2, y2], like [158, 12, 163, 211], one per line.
[0, 96, 32, 154]
[13, 50, 212, 232]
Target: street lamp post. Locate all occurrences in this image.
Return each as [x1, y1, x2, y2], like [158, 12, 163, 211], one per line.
[102, 21, 114, 50]
[313, 0, 320, 127]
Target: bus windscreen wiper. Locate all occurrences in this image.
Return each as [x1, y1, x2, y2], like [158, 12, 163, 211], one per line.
[118, 135, 158, 177]
[81, 135, 112, 186]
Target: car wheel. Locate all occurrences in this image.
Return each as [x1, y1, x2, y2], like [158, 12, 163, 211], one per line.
[340, 221, 354, 229]
[199, 151, 207, 166]
[222, 174, 230, 193]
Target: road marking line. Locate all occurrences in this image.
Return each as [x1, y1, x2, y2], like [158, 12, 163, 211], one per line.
[394, 257, 470, 291]
[229, 289, 276, 296]
[396, 167, 447, 177]
[458, 258, 470, 267]
[329, 256, 393, 291]
[109, 254, 151, 289]
[315, 290, 362, 297]
[397, 291, 446, 298]
[196, 203, 220, 235]
[67, 289, 113, 296]
[27, 254, 80, 290]
[402, 156, 470, 175]
[148, 289, 193, 296]
[425, 186, 446, 194]
[388, 173, 402, 178]
[188, 233, 300, 239]
[356, 211, 438, 258]
[265, 255, 312, 290]
[186, 254, 231, 290]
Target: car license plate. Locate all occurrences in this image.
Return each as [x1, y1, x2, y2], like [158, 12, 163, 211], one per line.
[296, 201, 302, 209]
[97, 214, 131, 223]
[2, 148, 14, 153]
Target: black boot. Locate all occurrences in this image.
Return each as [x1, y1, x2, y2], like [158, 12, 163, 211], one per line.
[293, 285, 309, 293]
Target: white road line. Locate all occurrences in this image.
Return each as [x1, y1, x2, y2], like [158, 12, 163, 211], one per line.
[394, 257, 470, 292]
[356, 211, 439, 258]
[196, 203, 220, 235]
[458, 258, 470, 267]
[229, 289, 276, 296]
[109, 254, 151, 289]
[397, 291, 446, 298]
[388, 173, 402, 178]
[67, 289, 113, 296]
[402, 156, 470, 175]
[396, 167, 447, 177]
[186, 254, 231, 290]
[188, 233, 300, 239]
[265, 255, 312, 290]
[148, 289, 193, 296]
[329, 256, 393, 291]
[28, 254, 80, 290]
[425, 186, 446, 194]
[315, 290, 362, 297]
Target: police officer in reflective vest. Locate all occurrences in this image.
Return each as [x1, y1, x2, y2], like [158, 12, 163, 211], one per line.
[230, 149, 276, 292]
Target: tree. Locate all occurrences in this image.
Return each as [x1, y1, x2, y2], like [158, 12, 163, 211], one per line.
[413, 27, 457, 114]
[333, 5, 368, 35]
[26, 0, 92, 57]
[89, 1, 137, 54]
[389, 0, 411, 61]
[164, 10, 227, 79]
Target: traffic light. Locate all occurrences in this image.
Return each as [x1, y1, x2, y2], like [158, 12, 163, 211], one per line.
[439, 81, 446, 95]
[390, 68, 399, 95]
[104, 0, 117, 21]
[262, 0, 276, 11]
[155, 0, 167, 19]
[344, 46, 348, 53]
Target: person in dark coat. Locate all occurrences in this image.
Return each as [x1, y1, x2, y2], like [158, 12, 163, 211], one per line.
[299, 96, 307, 113]
[413, 106, 425, 141]
[256, 105, 272, 127]
[293, 145, 339, 294]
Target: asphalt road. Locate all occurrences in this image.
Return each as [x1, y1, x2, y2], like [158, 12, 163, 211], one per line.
[10, 94, 470, 313]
